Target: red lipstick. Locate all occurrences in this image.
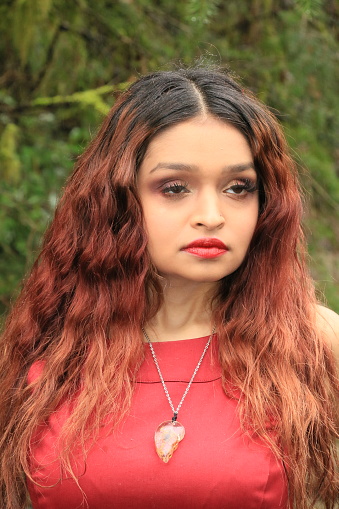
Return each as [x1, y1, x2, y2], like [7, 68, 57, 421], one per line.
[181, 238, 228, 259]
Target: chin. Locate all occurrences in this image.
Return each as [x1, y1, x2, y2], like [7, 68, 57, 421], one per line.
[171, 273, 230, 284]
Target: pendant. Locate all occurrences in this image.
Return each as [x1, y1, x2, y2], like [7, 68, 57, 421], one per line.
[154, 420, 185, 463]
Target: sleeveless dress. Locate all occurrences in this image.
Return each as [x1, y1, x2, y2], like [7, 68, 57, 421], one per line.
[27, 335, 288, 508]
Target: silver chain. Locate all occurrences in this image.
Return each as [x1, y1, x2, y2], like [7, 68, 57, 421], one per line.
[142, 326, 216, 421]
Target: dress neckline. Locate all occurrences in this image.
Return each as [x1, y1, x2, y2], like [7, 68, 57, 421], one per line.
[143, 334, 214, 345]
[138, 334, 220, 383]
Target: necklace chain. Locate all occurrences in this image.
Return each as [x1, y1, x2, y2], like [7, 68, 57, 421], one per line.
[142, 327, 216, 421]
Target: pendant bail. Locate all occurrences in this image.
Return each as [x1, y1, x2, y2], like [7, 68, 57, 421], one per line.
[172, 413, 178, 422]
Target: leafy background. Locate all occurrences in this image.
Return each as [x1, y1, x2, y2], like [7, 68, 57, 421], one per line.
[1, 0, 338, 321]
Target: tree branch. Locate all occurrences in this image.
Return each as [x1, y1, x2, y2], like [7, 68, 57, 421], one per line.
[1, 82, 130, 117]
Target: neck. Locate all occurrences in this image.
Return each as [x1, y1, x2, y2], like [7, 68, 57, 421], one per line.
[145, 279, 217, 342]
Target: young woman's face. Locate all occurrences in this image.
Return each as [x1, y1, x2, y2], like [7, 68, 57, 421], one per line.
[137, 116, 259, 285]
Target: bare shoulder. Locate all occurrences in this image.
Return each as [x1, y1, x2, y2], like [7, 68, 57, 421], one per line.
[316, 304, 339, 365]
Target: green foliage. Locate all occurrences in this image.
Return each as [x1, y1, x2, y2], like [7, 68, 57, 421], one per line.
[31, 84, 129, 115]
[12, 0, 53, 66]
[185, 0, 219, 32]
[295, 0, 324, 18]
[0, 124, 21, 182]
[0, 0, 338, 316]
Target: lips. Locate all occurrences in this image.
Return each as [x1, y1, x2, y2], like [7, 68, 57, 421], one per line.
[181, 238, 228, 259]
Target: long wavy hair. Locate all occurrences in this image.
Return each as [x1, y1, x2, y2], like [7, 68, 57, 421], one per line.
[0, 67, 338, 509]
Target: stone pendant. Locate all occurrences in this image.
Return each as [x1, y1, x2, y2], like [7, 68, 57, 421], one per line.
[154, 420, 185, 463]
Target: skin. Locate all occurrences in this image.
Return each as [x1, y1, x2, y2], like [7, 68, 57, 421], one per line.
[137, 115, 339, 356]
[316, 306, 339, 370]
[134, 105, 339, 488]
[137, 115, 259, 341]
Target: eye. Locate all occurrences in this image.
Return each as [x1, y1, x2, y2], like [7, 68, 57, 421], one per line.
[161, 181, 190, 196]
[224, 178, 257, 197]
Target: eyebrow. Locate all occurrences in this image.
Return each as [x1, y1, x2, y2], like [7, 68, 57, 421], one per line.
[149, 162, 255, 174]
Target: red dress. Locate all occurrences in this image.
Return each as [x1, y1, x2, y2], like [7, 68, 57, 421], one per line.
[27, 336, 288, 508]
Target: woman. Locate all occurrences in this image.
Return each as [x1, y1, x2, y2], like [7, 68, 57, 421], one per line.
[0, 67, 338, 509]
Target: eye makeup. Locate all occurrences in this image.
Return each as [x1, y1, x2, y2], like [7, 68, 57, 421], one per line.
[154, 175, 258, 200]
[160, 181, 190, 196]
[224, 177, 258, 196]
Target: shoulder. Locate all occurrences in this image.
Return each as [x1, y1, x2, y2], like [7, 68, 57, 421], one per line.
[315, 305, 339, 367]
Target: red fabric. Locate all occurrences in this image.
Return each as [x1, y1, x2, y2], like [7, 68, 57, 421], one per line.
[27, 336, 288, 508]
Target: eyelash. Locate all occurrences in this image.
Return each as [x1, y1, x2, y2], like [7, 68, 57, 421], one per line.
[161, 181, 190, 195]
[227, 178, 257, 195]
[160, 178, 257, 198]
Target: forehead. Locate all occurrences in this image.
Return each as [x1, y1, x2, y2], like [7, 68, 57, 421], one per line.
[140, 116, 253, 170]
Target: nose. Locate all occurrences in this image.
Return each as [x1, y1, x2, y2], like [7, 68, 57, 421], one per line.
[191, 192, 225, 231]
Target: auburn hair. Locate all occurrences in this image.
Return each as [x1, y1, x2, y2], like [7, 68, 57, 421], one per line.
[0, 67, 338, 509]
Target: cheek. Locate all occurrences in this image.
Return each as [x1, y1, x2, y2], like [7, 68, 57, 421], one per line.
[236, 207, 258, 247]
[142, 212, 170, 247]
[232, 201, 258, 228]
[246, 214, 258, 235]
[143, 203, 181, 235]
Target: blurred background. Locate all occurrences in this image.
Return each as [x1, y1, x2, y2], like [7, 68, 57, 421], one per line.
[0, 0, 338, 320]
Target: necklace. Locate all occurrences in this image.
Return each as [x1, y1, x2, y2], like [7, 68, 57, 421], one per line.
[142, 326, 216, 463]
